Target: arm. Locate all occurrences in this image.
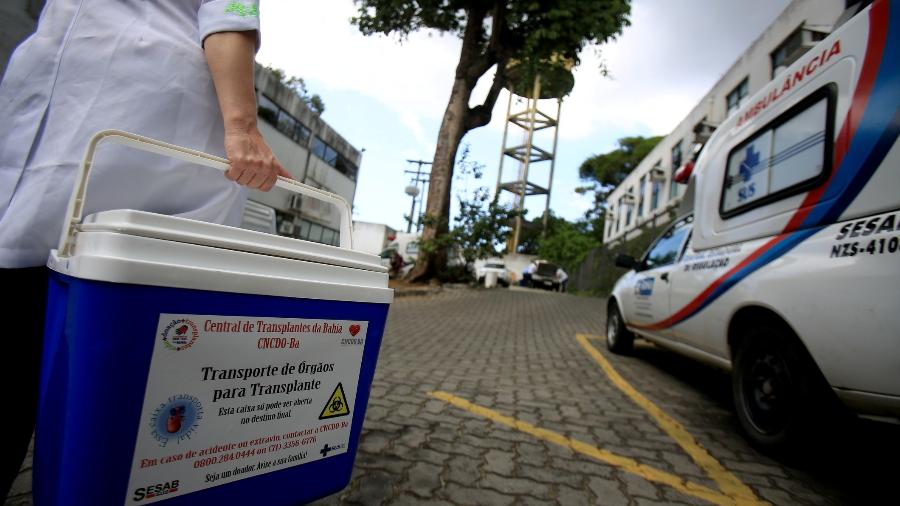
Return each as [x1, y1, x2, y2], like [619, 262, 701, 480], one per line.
[204, 31, 291, 191]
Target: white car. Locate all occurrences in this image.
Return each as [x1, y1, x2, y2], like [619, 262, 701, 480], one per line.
[608, 2, 899, 451]
[475, 260, 510, 287]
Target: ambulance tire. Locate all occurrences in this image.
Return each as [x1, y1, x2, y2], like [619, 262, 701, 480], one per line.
[732, 326, 830, 451]
[606, 302, 634, 354]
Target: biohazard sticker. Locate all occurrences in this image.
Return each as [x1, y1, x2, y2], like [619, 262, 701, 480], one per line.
[319, 383, 350, 419]
[125, 315, 369, 504]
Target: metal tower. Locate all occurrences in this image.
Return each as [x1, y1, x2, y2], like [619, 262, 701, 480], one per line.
[495, 73, 567, 253]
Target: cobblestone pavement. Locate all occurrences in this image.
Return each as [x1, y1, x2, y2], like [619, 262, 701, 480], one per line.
[6, 287, 898, 505]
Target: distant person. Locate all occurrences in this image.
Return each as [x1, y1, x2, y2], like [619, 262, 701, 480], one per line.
[0, 1, 288, 499]
[556, 267, 569, 292]
[521, 261, 536, 287]
[390, 250, 405, 278]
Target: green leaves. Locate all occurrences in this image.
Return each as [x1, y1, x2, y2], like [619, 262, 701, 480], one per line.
[352, 0, 631, 68]
[264, 65, 326, 115]
[536, 218, 599, 273]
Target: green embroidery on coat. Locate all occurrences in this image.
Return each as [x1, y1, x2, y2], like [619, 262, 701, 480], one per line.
[224, 2, 259, 18]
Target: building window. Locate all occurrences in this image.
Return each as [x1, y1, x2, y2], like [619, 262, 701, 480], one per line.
[670, 141, 683, 199]
[617, 199, 624, 233]
[651, 176, 661, 212]
[771, 25, 828, 78]
[299, 219, 310, 239]
[258, 93, 311, 146]
[295, 218, 340, 246]
[312, 137, 359, 181]
[637, 175, 646, 218]
[726, 78, 749, 116]
[721, 85, 833, 218]
[625, 187, 634, 226]
[258, 94, 279, 125]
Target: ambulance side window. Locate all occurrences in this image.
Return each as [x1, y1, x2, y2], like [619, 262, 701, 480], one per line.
[643, 217, 692, 270]
[720, 84, 835, 218]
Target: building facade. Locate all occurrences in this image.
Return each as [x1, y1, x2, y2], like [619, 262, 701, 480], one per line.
[603, 0, 846, 245]
[252, 65, 362, 246]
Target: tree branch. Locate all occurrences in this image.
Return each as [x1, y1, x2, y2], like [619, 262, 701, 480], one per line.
[455, 5, 488, 80]
[465, 64, 507, 131]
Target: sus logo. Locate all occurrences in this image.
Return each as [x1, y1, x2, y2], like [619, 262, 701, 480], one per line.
[635, 277, 654, 297]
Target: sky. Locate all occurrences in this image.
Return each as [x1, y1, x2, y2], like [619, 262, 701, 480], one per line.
[257, 0, 792, 232]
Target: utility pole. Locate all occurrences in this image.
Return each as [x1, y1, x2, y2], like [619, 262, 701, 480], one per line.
[404, 159, 431, 233]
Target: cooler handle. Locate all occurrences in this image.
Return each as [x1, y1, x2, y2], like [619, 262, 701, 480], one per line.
[58, 129, 354, 257]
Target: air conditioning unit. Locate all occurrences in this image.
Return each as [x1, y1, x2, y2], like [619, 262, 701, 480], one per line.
[278, 220, 295, 235]
[649, 167, 667, 181]
[693, 120, 718, 145]
[288, 194, 303, 211]
[621, 193, 636, 205]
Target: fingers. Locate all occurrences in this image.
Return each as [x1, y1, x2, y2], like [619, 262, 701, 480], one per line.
[223, 132, 287, 192]
[276, 165, 293, 180]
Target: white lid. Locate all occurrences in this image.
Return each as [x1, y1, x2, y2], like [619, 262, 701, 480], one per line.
[81, 210, 385, 272]
[48, 210, 393, 304]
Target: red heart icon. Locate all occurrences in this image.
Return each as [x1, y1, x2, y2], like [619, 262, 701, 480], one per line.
[349, 325, 361, 337]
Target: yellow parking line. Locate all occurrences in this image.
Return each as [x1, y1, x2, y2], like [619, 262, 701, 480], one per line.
[429, 391, 738, 506]
[576, 334, 763, 505]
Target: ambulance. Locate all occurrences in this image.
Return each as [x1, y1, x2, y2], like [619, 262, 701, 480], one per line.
[607, 0, 899, 449]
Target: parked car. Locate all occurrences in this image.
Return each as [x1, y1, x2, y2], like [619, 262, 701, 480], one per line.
[607, 1, 900, 451]
[475, 260, 510, 287]
[529, 260, 563, 291]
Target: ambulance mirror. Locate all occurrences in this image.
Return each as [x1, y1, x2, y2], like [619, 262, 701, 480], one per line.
[615, 254, 640, 270]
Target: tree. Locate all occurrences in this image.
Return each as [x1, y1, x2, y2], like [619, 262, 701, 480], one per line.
[264, 65, 326, 115]
[353, 0, 631, 282]
[417, 146, 520, 272]
[535, 218, 599, 274]
[577, 135, 662, 217]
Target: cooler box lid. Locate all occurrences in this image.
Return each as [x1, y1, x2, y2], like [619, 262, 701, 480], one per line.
[48, 210, 393, 304]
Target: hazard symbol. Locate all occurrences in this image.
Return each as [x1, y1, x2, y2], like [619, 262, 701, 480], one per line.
[319, 383, 350, 419]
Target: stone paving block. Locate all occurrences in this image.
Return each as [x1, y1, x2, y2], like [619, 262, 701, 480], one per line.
[548, 457, 614, 479]
[442, 455, 482, 486]
[391, 495, 456, 506]
[517, 464, 583, 488]
[355, 450, 415, 475]
[438, 483, 516, 506]
[402, 462, 443, 499]
[342, 469, 396, 506]
[620, 471, 662, 500]
[393, 445, 451, 467]
[587, 475, 630, 506]
[556, 485, 593, 506]
[756, 486, 804, 505]
[478, 473, 553, 500]
[661, 487, 718, 506]
[359, 429, 394, 453]
[482, 449, 516, 476]
[392, 427, 428, 449]
[721, 459, 790, 478]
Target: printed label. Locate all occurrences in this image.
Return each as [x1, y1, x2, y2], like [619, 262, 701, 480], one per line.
[125, 315, 368, 504]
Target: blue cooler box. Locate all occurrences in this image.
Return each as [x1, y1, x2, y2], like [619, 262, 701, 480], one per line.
[34, 132, 393, 506]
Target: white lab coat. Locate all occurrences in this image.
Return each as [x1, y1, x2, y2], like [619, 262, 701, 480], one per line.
[0, 0, 261, 268]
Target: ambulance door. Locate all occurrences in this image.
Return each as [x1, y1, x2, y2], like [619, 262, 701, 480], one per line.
[626, 217, 692, 337]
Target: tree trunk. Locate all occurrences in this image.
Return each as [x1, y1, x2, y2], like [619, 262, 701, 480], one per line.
[407, 5, 507, 283]
[408, 75, 471, 282]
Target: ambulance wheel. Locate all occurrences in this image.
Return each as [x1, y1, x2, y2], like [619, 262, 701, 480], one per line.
[606, 302, 634, 354]
[732, 326, 828, 451]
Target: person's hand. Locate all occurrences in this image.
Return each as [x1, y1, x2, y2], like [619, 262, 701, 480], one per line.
[223, 127, 292, 191]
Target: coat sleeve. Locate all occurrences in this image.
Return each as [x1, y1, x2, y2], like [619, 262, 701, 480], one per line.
[198, 0, 261, 50]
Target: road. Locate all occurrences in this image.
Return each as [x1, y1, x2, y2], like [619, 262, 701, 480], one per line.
[6, 287, 896, 505]
[310, 287, 896, 505]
